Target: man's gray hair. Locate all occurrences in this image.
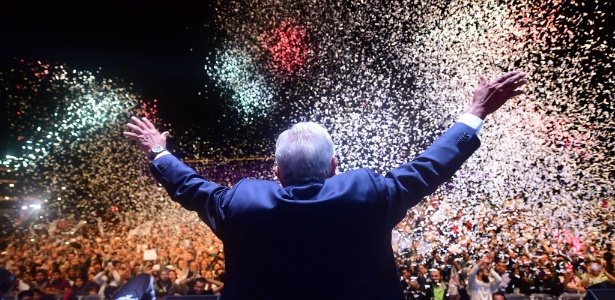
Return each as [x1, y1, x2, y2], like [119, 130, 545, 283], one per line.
[275, 122, 335, 184]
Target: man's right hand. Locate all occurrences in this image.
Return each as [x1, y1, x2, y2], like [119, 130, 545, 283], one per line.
[467, 71, 528, 119]
[123, 116, 169, 156]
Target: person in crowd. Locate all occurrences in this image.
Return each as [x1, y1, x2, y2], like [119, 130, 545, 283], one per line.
[410, 264, 431, 299]
[468, 254, 502, 300]
[31, 271, 48, 292]
[400, 268, 413, 296]
[94, 263, 121, 296]
[186, 261, 198, 279]
[177, 263, 197, 293]
[560, 271, 586, 295]
[12, 271, 32, 294]
[448, 262, 463, 300]
[30, 289, 43, 300]
[491, 291, 505, 300]
[84, 273, 101, 296]
[69, 277, 89, 300]
[154, 268, 181, 298]
[116, 266, 130, 288]
[185, 277, 223, 296]
[506, 263, 531, 295]
[199, 260, 209, 274]
[453, 252, 471, 300]
[167, 270, 179, 286]
[174, 259, 187, 281]
[199, 268, 211, 284]
[202, 271, 223, 295]
[65, 269, 77, 286]
[45, 269, 71, 297]
[124, 70, 527, 299]
[580, 261, 615, 289]
[531, 267, 563, 296]
[425, 269, 459, 300]
[214, 269, 225, 283]
[603, 251, 614, 275]
[185, 277, 209, 295]
[494, 261, 510, 294]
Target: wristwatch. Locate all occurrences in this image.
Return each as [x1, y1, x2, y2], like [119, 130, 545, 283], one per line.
[149, 145, 166, 160]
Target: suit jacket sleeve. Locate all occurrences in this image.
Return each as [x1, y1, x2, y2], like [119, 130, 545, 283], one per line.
[380, 122, 481, 228]
[150, 156, 229, 240]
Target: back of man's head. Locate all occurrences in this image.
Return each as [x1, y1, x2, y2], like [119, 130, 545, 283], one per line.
[275, 122, 335, 184]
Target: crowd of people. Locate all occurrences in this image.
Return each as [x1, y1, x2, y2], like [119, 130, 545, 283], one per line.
[393, 191, 615, 299]
[396, 242, 615, 299]
[1, 212, 227, 300]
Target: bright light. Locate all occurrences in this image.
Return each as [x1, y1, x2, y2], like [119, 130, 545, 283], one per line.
[29, 204, 41, 209]
[9, 184, 14, 187]
[21, 206, 28, 210]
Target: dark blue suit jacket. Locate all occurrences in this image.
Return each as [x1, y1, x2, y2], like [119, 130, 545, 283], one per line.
[151, 122, 480, 300]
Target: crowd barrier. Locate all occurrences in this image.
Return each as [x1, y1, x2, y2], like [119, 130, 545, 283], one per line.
[502, 290, 615, 300]
[74, 296, 219, 300]
[26, 295, 223, 300]
[165, 296, 219, 300]
[3, 292, 604, 300]
[504, 293, 583, 300]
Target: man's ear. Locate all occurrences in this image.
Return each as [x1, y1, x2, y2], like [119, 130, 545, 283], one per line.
[274, 165, 286, 187]
[328, 157, 338, 178]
